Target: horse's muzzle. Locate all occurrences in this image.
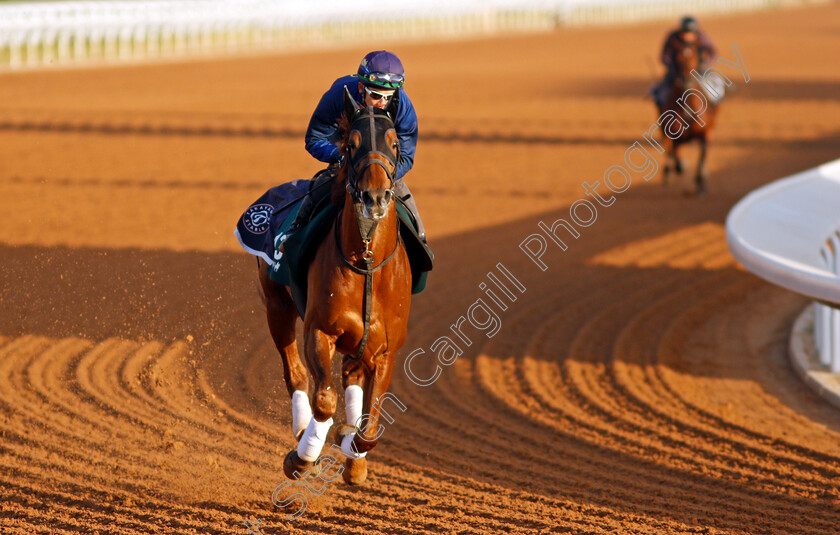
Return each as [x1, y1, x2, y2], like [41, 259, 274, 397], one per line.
[362, 188, 393, 221]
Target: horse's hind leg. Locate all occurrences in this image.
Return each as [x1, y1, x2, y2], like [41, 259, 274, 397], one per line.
[695, 136, 708, 197]
[661, 137, 675, 187]
[258, 259, 311, 439]
[673, 143, 684, 176]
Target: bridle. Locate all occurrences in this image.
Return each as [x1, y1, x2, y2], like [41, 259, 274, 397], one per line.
[675, 42, 699, 86]
[342, 105, 401, 256]
[337, 104, 403, 360]
[344, 106, 399, 205]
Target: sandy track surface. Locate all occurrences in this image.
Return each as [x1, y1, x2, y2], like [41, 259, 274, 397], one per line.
[1, 4, 840, 534]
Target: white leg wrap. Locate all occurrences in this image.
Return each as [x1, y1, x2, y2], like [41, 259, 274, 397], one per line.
[345, 384, 364, 428]
[291, 390, 312, 438]
[297, 416, 333, 462]
[340, 432, 367, 459]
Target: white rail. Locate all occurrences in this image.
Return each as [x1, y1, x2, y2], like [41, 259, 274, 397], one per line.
[0, 0, 831, 70]
[727, 159, 840, 372]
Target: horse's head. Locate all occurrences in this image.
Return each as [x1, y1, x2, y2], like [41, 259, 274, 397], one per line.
[338, 86, 399, 222]
[673, 42, 700, 84]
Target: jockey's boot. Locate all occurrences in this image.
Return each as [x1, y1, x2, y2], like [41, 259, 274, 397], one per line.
[280, 168, 336, 249]
[394, 180, 426, 244]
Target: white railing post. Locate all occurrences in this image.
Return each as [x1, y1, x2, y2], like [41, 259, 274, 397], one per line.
[818, 248, 831, 365]
[832, 234, 840, 373]
[814, 301, 822, 354]
[822, 303, 831, 365]
[816, 246, 830, 366]
[9, 30, 25, 69]
[27, 28, 43, 68]
[832, 306, 840, 373]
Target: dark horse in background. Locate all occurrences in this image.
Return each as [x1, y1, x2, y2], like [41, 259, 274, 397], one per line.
[257, 89, 412, 486]
[656, 41, 721, 196]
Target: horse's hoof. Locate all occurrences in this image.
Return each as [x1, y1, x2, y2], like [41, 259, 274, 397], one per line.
[343, 457, 367, 486]
[283, 449, 314, 480]
[335, 424, 356, 444]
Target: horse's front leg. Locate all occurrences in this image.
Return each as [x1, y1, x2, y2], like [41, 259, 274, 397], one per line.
[333, 353, 395, 486]
[353, 354, 394, 454]
[334, 356, 368, 485]
[283, 328, 337, 479]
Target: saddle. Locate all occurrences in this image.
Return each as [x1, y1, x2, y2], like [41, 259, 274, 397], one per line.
[268, 197, 433, 318]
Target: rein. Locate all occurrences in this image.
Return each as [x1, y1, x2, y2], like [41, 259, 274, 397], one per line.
[334, 206, 402, 360]
[336, 105, 402, 360]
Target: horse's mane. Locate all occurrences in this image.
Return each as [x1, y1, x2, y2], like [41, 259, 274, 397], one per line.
[331, 112, 352, 205]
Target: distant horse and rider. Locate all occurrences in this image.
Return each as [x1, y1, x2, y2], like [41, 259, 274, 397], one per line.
[650, 15, 725, 196]
[235, 51, 431, 486]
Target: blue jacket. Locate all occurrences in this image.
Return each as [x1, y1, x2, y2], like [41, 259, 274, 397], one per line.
[305, 75, 418, 181]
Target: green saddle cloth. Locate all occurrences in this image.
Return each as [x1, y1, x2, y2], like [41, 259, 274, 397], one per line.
[269, 199, 433, 318]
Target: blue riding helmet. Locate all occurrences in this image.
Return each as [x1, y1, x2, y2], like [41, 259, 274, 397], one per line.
[680, 15, 698, 33]
[354, 50, 405, 90]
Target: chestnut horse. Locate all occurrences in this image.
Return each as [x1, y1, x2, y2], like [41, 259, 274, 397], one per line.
[658, 40, 720, 196]
[257, 89, 411, 486]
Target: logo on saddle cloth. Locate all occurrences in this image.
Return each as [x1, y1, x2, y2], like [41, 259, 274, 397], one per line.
[242, 203, 273, 234]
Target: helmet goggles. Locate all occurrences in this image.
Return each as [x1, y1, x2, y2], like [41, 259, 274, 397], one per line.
[356, 70, 404, 90]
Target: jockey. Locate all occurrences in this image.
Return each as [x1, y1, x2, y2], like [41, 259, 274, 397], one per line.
[286, 50, 425, 242]
[652, 16, 717, 109]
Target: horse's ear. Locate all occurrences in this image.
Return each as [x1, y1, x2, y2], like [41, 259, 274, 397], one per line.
[384, 89, 400, 121]
[344, 86, 361, 122]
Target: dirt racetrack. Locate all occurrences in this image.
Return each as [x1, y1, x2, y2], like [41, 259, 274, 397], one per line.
[2, 3, 840, 534]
